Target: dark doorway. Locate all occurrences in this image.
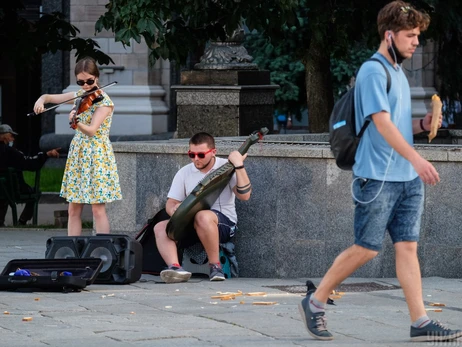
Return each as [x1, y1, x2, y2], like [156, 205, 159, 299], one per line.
[0, 0, 42, 155]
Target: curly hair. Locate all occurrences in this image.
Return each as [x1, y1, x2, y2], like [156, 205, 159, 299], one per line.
[377, 1, 430, 38]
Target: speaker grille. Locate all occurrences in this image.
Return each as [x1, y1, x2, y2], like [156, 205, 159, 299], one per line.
[54, 246, 79, 259]
[88, 246, 115, 273]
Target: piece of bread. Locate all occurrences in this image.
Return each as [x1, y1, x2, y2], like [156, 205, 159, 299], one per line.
[428, 94, 442, 143]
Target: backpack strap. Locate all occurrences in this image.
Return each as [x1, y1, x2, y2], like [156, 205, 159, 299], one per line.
[368, 57, 391, 93]
[357, 57, 392, 138]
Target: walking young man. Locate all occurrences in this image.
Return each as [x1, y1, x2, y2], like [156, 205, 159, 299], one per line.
[299, 1, 462, 342]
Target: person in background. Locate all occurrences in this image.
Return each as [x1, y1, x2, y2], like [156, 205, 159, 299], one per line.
[276, 113, 288, 134]
[442, 95, 461, 128]
[0, 124, 60, 226]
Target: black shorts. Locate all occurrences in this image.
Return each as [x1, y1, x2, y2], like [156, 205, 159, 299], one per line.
[179, 209, 236, 249]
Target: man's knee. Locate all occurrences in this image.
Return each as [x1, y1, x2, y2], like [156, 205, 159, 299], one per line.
[154, 220, 169, 239]
[351, 244, 379, 260]
[194, 210, 217, 230]
[394, 241, 418, 254]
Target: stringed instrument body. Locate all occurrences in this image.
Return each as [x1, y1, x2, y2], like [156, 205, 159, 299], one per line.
[166, 127, 268, 241]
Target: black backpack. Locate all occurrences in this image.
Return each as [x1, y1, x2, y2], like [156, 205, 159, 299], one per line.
[329, 58, 391, 170]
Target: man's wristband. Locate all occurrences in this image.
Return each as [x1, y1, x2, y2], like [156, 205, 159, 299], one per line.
[420, 119, 426, 132]
[234, 165, 245, 170]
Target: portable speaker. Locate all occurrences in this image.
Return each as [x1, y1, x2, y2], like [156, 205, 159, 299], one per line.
[45, 234, 143, 284]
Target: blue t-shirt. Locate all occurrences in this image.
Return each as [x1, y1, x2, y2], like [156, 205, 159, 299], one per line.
[353, 53, 417, 182]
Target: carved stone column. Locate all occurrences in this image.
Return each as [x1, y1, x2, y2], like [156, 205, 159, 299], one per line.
[172, 27, 277, 138]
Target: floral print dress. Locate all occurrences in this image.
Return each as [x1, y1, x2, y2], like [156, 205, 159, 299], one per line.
[60, 90, 122, 204]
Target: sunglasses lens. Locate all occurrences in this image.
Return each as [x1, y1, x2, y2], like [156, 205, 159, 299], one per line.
[197, 153, 205, 159]
[77, 79, 95, 86]
[188, 153, 195, 158]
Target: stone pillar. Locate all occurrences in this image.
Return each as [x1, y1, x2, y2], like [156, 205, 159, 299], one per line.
[54, 0, 169, 135]
[172, 28, 277, 138]
[173, 71, 277, 138]
[404, 41, 437, 118]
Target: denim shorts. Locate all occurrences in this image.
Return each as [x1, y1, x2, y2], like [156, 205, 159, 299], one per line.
[352, 176, 424, 251]
[180, 209, 236, 248]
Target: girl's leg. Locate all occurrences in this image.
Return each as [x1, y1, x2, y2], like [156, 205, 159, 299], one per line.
[68, 202, 84, 236]
[92, 203, 110, 234]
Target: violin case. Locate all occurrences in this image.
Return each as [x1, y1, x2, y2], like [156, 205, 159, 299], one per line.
[0, 258, 103, 293]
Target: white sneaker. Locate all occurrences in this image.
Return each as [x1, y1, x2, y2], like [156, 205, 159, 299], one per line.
[160, 266, 192, 284]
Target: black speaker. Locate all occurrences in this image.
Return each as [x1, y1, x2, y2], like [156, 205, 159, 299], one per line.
[45, 234, 143, 284]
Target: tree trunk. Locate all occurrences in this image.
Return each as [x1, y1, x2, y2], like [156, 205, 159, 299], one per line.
[304, 37, 334, 133]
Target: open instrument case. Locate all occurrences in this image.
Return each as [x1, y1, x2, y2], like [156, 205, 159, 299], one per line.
[0, 258, 103, 293]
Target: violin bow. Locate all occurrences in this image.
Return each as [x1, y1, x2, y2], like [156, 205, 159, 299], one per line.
[27, 81, 118, 117]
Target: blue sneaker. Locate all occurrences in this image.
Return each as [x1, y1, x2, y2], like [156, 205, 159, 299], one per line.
[410, 320, 462, 342]
[298, 294, 333, 340]
[209, 264, 225, 281]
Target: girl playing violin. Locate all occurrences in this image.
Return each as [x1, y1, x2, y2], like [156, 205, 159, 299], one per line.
[33, 57, 122, 236]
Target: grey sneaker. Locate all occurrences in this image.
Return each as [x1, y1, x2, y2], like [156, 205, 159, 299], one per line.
[160, 265, 191, 284]
[209, 264, 225, 281]
[410, 320, 462, 342]
[298, 294, 333, 340]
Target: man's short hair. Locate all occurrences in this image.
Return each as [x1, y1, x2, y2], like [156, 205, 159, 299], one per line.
[377, 1, 430, 38]
[189, 132, 215, 149]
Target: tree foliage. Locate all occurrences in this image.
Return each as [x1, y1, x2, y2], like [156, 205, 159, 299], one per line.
[0, 2, 113, 66]
[244, 30, 306, 119]
[425, 0, 462, 100]
[331, 43, 376, 100]
[96, 0, 298, 66]
[96, 0, 462, 132]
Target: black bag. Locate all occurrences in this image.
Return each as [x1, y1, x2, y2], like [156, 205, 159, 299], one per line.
[135, 208, 178, 275]
[329, 58, 391, 170]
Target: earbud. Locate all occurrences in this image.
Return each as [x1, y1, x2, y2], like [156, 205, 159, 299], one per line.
[387, 31, 392, 40]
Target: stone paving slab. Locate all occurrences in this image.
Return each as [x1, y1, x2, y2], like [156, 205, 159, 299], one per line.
[0, 230, 461, 346]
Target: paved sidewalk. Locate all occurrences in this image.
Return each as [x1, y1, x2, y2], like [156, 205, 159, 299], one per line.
[0, 229, 461, 347]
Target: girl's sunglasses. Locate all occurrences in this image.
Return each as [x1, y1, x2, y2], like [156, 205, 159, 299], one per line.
[188, 148, 214, 159]
[77, 79, 96, 86]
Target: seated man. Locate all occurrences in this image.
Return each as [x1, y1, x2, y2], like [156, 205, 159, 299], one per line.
[154, 132, 252, 283]
[0, 124, 60, 226]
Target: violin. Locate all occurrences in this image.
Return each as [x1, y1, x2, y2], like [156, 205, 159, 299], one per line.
[70, 87, 106, 129]
[27, 81, 117, 118]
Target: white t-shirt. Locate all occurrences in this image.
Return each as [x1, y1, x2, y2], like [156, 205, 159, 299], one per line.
[167, 157, 238, 223]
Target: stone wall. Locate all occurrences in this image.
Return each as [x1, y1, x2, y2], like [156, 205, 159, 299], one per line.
[107, 136, 462, 279]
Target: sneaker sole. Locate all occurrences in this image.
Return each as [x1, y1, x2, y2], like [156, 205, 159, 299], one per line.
[210, 275, 225, 281]
[411, 331, 462, 342]
[160, 270, 191, 284]
[298, 303, 334, 341]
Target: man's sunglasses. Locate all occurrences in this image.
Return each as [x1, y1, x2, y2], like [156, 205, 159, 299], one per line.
[77, 79, 96, 86]
[188, 148, 214, 159]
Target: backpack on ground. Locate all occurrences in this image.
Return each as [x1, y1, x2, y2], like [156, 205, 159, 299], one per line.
[329, 58, 391, 170]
